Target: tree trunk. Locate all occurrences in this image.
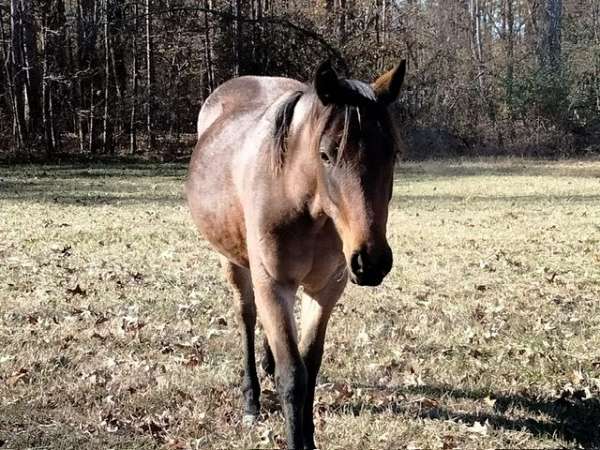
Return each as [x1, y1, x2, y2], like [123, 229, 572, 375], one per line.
[79, 0, 100, 153]
[1, 3, 23, 150]
[338, 0, 347, 46]
[20, 0, 41, 139]
[130, 0, 138, 154]
[145, 0, 155, 151]
[102, 0, 113, 154]
[41, 6, 54, 155]
[233, 0, 242, 77]
[470, 0, 485, 97]
[506, 0, 514, 120]
[537, 0, 562, 72]
[110, 1, 127, 135]
[10, 0, 27, 148]
[204, 0, 214, 93]
[49, 0, 65, 151]
[89, 79, 96, 152]
[594, 0, 600, 113]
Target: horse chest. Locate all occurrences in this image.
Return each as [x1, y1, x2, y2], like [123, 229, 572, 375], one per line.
[257, 216, 344, 286]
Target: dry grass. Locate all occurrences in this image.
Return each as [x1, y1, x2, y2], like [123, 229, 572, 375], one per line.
[1, 158, 600, 449]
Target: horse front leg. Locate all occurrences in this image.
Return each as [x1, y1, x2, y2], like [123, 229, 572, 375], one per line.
[222, 259, 260, 423]
[299, 274, 347, 449]
[253, 275, 306, 449]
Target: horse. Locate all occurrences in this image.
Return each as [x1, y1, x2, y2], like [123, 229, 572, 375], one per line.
[185, 59, 406, 449]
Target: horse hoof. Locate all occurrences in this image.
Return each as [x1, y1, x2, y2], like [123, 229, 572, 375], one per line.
[242, 414, 259, 426]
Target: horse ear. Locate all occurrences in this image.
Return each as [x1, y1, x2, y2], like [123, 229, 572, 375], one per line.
[314, 60, 341, 106]
[373, 60, 406, 105]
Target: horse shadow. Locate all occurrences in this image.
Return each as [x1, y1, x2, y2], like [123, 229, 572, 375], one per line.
[321, 383, 600, 447]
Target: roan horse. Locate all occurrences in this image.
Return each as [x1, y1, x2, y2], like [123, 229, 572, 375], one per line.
[186, 60, 406, 449]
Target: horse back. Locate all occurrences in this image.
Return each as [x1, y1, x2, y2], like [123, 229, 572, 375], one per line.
[196, 76, 306, 138]
[186, 76, 306, 267]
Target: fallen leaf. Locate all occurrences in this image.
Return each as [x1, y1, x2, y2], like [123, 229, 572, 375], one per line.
[571, 369, 584, 385]
[165, 438, 189, 449]
[210, 316, 228, 327]
[181, 354, 201, 367]
[6, 368, 29, 386]
[122, 316, 145, 333]
[465, 420, 489, 435]
[66, 284, 87, 297]
[483, 396, 497, 408]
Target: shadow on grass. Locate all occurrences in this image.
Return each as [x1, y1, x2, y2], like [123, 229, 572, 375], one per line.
[1, 159, 600, 207]
[328, 383, 600, 447]
[0, 178, 184, 206]
[395, 159, 600, 180]
[394, 193, 600, 205]
[3, 172, 600, 208]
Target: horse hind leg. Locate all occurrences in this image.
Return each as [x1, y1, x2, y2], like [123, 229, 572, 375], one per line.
[222, 258, 260, 423]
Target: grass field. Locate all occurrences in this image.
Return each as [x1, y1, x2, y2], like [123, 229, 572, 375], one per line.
[1, 159, 600, 449]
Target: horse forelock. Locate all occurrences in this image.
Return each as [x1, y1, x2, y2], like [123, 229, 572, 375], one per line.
[339, 79, 378, 106]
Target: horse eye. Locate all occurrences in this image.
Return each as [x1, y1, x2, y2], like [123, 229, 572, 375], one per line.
[320, 151, 331, 164]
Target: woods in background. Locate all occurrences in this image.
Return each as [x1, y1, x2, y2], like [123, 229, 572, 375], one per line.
[0, 0, 599, 159]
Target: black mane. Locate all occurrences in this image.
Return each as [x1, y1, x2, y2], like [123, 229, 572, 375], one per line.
[272, 90, 304, 170]
[337, 79, 377, 106]
[270, 79, 380, 171]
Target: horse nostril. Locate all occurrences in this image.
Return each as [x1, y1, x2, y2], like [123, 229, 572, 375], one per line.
[357, 252, 365, 271]
[351, 251, 364, 275]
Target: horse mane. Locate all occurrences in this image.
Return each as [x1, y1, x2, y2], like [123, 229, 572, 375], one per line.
[272, 90, 304, 171]
[270, 79, 396, 171]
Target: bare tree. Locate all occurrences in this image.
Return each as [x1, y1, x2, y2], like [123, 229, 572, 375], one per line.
[19, 0, 41, 137]
[595, 0, 600, 113]
[503, 0, 515, 120]
[0, 0, 597, 158]
[1, 3, 23, 150]
[537, 0, 562, 72]
[10, 0, 26, 148]
[470, 0, 486, 98]
[78, 0, 100, 153]
[130, 0, 138, 154]
[204, 0, 214, 93]
[233, 0, 242, 77]
[145, 0, 155, 151]
[102, 0, 113, 153]
[41, 2, 53, 154]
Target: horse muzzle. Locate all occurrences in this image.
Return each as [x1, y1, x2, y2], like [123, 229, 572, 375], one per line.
[349, 244, 393, 286]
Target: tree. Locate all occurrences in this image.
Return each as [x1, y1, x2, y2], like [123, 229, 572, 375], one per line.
[145, 0, 154, 151]
[130, 0, 139, 153]
[538, 0, 563, 72]
[0, 0, 597, 158]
